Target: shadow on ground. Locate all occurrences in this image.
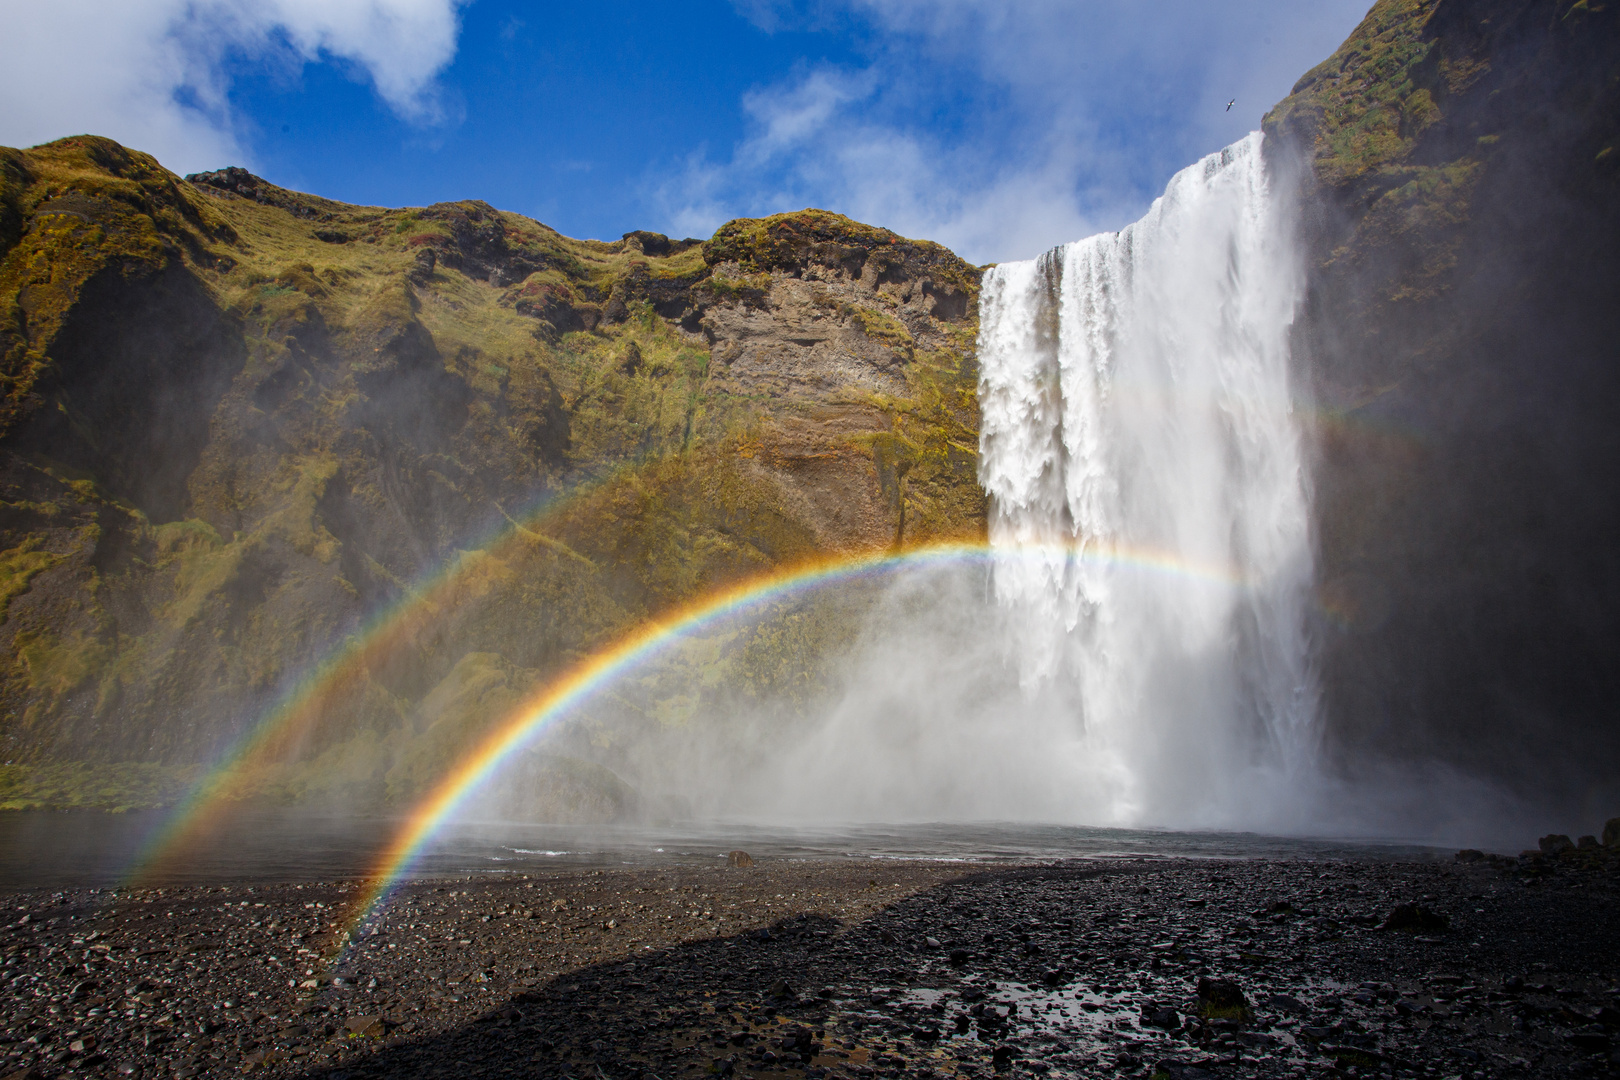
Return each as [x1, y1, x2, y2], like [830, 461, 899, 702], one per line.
[292, 866, 1125, 1080]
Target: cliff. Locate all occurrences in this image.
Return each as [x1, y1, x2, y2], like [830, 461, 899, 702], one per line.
[1266, 0, 1620, 813]
[0, 140, 983, 809]
[4, 0, 1616, 819]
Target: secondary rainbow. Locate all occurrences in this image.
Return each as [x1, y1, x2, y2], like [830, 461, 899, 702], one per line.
[128, 471, 630, 884]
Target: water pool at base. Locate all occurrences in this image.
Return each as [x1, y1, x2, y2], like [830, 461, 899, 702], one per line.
[0, 810, 1450, 891]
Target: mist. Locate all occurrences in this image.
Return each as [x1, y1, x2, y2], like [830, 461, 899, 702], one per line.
[457, 130, 1580, 858]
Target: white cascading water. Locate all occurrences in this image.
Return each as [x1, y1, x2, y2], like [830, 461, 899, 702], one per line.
[978, 132, 1317, 826]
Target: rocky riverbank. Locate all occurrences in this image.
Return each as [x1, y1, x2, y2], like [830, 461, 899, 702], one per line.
[2, 851, 1617, 1080]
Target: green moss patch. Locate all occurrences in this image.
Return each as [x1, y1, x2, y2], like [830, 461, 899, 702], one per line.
[0, 760, 200, 811]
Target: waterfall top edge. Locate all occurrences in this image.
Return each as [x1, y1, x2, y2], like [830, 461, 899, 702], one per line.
[990, 130, 1269, 274]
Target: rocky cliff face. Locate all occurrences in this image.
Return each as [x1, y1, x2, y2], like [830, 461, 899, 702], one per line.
[1266, 0, 1620, 813]
[0, 140, 983, 808]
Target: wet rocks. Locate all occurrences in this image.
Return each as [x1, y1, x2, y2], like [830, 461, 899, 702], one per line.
[3, 852, 1619, 1080]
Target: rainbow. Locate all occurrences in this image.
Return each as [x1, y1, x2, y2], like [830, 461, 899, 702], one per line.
[335, 537, 1247, 934]
[127, 472, 629, 884]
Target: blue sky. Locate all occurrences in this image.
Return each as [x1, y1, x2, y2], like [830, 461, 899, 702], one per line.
[2, 0, 1371, 262]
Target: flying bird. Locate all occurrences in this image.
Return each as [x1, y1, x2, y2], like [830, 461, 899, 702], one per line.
[1226, 99, 1235, 111]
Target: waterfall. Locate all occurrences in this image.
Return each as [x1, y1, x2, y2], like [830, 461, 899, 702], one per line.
[978, 132, 1316, 825]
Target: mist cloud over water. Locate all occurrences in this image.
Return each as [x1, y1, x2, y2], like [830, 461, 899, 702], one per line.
[697, 134, 1320, 833]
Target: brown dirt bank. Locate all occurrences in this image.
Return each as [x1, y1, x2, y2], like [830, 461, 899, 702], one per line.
[1, 855, 1617, 1080]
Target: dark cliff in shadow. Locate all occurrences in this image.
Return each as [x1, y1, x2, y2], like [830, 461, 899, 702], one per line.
[1267, 0, 1620, 817]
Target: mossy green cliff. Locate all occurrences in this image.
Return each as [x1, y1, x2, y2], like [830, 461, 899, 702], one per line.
[0, 139, 984, 810]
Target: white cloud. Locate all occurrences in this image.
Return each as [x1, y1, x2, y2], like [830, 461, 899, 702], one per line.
[739, 66, 875, 165]
[0, 0, 466, 174]
[657, 0, 1372, 262]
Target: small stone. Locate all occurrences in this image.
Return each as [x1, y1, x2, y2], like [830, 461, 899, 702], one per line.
[345, 1015, 385, 1038]
[727, 851, 754, 868]
[1142, 1006, 1180, 1029]
[768, 978, 796, 1002]
[1381, 903, 1448, 932]
[925, 936, 941, 948]
[948, 948, 971, 966]
[68, 1037, 95, 1053]
[1567, 1030, 1610, 1053]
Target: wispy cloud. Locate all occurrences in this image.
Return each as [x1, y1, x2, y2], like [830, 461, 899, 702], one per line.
[655, 0, 1370, 262]
[0, 0, 468, 173]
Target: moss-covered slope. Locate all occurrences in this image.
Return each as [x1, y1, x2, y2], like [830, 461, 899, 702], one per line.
[0, 137, 984, 810]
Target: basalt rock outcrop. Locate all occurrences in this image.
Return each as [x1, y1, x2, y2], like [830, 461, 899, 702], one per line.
[0, 140, 983, 808]
[1266, 0, 1620, 812]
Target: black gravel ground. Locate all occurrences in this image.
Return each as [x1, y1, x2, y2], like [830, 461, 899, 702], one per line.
[2, 850, 1617, 1080]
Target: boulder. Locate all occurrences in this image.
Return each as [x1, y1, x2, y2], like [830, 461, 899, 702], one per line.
[1196, 977, 1252, 1022]
[1381, 903, 1448, 932]
[1538, 834, 1575, 856]
[1603, 818, 1620, 848]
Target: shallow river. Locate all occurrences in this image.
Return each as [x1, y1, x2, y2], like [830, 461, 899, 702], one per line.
[0, 810, 1448, 891]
